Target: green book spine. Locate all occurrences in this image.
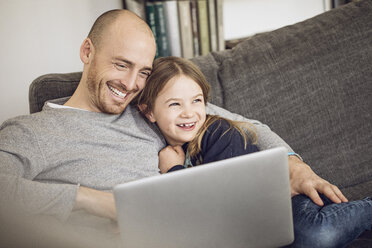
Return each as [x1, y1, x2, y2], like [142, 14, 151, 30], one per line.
[154, 2, 170, 57]
[146, 2, 159, 58]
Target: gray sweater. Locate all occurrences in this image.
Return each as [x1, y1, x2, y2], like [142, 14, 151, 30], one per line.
[0, 98, 293, 221]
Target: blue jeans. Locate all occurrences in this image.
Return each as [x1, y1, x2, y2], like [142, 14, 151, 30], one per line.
[287, 194, 372, 248]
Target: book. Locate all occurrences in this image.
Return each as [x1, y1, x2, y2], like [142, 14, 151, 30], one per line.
[124, 0, 146, 20]
[197, 0, 210, 56]
[215, 0, 225, 51]
[154, 1, 170, 57]
[146, 1, 159, 58]
[164, 0, 182, 57]
[178, 0, 194, 58]
[207, 0, 218, 52]
[190, 0, 200, 57]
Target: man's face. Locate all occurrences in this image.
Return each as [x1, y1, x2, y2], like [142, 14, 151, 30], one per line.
[85, 24, 155, 114]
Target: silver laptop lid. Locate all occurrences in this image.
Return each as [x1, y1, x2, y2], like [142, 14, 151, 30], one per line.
[114, 147, 294, 248]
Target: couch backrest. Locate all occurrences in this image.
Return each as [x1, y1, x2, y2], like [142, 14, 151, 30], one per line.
[29, 72, 81, 114]
[191, 0, 372, 199]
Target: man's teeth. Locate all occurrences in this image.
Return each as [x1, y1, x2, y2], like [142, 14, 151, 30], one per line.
[178, 123, 195, 127]
[108, 85, 127, 99]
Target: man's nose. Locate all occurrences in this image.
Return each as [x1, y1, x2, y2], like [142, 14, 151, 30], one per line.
[123, 71, 138, 91]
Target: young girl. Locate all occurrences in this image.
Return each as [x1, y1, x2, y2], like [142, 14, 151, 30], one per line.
[138, 56, 372, 247]
[138, 56, 259, 173]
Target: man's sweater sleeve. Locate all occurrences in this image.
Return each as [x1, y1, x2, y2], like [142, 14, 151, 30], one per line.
[206, 103, 295, 153]
[0, 119, 78, 221]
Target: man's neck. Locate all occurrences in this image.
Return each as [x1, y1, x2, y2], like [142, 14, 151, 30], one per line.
[63, 83, 100, 112]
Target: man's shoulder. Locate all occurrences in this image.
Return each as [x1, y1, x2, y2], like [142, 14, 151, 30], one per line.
[0, 110, 57, 136]
[2, 111, 49, 126]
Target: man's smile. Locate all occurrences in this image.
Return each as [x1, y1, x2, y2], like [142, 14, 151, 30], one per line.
[107, 84, 128, 99]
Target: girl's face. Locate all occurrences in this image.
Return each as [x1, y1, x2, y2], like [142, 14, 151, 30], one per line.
[146, 75, 207, 146]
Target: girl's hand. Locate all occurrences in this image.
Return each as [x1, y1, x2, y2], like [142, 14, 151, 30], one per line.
[158, 145, 185, 174]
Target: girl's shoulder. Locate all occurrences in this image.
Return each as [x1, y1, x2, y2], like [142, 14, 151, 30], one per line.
[206, 116, 233, 132]
[204, 116, 238, 141]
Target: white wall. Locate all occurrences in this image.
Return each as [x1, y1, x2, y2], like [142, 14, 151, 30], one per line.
[223, 0, 327, 40]
[0, 0, 122, 124]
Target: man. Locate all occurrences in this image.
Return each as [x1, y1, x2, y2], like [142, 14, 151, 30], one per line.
[0, 9, 347, 244]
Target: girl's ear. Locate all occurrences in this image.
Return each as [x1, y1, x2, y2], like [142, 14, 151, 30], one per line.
[146, 112, 156, 123]
[138, 104, 156, 123]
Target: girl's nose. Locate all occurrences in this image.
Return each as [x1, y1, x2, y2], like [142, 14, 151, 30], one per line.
[180, 106, 193, 118]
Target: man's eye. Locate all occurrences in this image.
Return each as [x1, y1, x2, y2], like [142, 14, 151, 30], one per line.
[115, 63, 126, 69]
[140, 71, 150, 78]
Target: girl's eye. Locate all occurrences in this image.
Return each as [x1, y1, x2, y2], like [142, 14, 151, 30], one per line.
[193, 98, 203, 103]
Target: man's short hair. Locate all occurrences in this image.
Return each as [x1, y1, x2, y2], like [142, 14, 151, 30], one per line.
[87, 9, 123, 50]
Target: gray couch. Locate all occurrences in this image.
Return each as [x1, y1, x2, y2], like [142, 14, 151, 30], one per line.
[29, 1, 371, 246]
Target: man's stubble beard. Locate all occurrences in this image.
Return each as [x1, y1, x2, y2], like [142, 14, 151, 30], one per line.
[86, 65, 130, 115]
[86, 65, 106, 113]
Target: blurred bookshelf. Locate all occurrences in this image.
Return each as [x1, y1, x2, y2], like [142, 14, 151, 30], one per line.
[123, 0, 358, 56]
[123, 0, 224, 58]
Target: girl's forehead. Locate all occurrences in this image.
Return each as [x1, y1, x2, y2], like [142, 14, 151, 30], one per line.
[162, 75, 202, 93]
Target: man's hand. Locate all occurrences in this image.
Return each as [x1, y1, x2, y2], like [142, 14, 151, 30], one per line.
[288, 155, 348, 206]
[73, 186, 117, 221]
[158, 145, 185, 174]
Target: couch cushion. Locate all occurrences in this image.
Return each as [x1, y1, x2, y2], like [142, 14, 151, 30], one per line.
[192, 0, 372, 200]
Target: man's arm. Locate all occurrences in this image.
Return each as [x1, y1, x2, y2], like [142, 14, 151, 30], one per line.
[0, 118, 118, 221]
[206, 103, 348, 205]
[73, 186, 117, 220]
[0, 124, 78, 221]
[288, 155, 348, 205]
[206, 103, 294, 152]
[0, 151, 115, 221]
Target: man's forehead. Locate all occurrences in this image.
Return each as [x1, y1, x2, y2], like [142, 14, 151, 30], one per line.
[98, 18, 156, 69]
[101, 32, 154, 64]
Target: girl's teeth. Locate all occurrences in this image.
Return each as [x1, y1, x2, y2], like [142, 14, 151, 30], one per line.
[179, 123, 195, 127]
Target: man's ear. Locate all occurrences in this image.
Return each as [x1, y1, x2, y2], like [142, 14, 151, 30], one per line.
[138, 104, 156, 123]
[80, 38, 94, 64]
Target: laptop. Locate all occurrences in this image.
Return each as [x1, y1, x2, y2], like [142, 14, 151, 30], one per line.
[114, 147, 294, 248]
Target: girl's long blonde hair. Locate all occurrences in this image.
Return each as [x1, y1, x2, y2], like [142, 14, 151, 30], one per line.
[137, 56, 257, 159]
